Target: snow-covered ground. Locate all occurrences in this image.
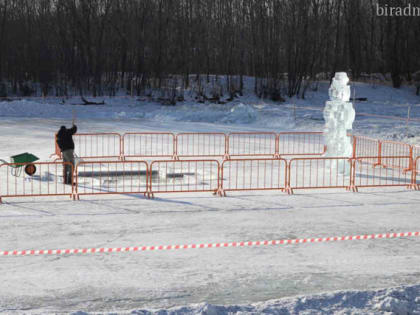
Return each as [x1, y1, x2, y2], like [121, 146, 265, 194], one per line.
[0, 81, 419, 314]
[1, 80, 420, 141]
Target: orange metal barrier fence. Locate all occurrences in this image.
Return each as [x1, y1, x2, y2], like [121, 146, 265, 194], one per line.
[414, 157, 420, 190]
[75, 160, 149, 199]
[227, 132, 278, 157]
[73, 133, 122, 160]
[278, 132, 326, 156]
[352, 136, 414, 171]
[51, 131, 418, 165]
[122, 132, 175, 159]
[53, 131, 326, 160]
[350, 157, 413, 192]
[51, 134, 62, 159]
[352, 135, 380, 165]
[380, 141, 412, 171]
[2, 156, 420, 203]
[414, 147, 420, 190]
[287, 157, 352, 194]
[219, 158, 287, 196]
[51, 133, 122, 160]
[414, 146, 420, 160]
[176, 133, 227, 158]
[0, 162, 74, 203]
[148, 160, 220, 198]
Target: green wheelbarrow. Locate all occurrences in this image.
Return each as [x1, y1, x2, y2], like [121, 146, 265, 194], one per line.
[0, 152, 39, 177]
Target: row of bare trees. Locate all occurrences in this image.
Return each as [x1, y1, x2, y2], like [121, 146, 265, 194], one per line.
[0, 0, 419, 99]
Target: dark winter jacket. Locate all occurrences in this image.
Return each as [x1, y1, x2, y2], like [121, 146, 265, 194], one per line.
[57, 125, 77, 152]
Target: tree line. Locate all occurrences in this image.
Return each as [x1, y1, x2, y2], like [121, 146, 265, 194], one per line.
[0, 0, 419, 100]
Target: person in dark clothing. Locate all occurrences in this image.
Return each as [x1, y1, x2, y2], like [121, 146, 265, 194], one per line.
[57, 125, 77, 184]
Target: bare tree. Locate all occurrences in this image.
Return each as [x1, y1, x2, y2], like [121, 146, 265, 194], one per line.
[0, 0, 419, 98]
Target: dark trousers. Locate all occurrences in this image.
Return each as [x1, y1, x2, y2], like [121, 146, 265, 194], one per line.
[62, 149, 75, 184]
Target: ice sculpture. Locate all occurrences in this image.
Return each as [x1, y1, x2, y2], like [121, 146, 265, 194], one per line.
[323, 72, 355, 174]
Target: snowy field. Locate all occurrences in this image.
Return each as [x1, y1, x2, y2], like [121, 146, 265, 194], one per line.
[0, 81, 420, 314]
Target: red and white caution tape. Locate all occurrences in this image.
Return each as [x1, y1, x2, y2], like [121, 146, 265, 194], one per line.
[0, 231, 419, 257]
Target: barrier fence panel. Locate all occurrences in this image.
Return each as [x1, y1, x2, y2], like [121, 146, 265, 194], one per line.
[288, 158, 352, 194]
[228, 132, 278, 157]
[278, 132, 325, 156]
[380, 141, 413, 171]
[50, 134, 62, 159]
[413, 145, 420, 160]
[75, 160, 149, 198]
[72, 133, 122, 160]
[414, 157, 420, 190]
[123, 132, 175, 159]
[0, 162, 74, 203]
[176, 133, 227, 158]
[351, 157, 412, 191]
[149, 160, 220, 196]
[219, 158, 287, 196]
[352, 135, 380, 165]
[414, 147, 420, 189]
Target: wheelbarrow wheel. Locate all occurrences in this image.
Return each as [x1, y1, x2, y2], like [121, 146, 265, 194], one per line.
[24, 163, 37, 176]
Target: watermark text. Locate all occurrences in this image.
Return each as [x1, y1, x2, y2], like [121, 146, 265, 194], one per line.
[377, 3, 420, 16]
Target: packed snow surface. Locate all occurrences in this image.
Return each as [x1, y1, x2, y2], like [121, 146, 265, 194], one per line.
[0, 80, 419, 314]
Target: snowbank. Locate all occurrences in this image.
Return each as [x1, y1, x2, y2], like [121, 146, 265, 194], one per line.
[221, 103, 257, 124]
[1, 80, 420, 143]
[68, 284, 420, 314]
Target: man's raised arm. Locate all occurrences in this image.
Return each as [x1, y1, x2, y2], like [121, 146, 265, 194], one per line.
[70, 125, 77, 135]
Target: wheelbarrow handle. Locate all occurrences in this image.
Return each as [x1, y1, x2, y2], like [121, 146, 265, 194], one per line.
[0, 159, 8, 165]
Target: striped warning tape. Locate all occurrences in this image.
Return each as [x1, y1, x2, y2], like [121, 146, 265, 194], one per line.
[0, 231, 418, 257]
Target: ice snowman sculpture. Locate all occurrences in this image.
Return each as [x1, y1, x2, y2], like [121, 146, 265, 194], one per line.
[323, 72, 355, 174]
